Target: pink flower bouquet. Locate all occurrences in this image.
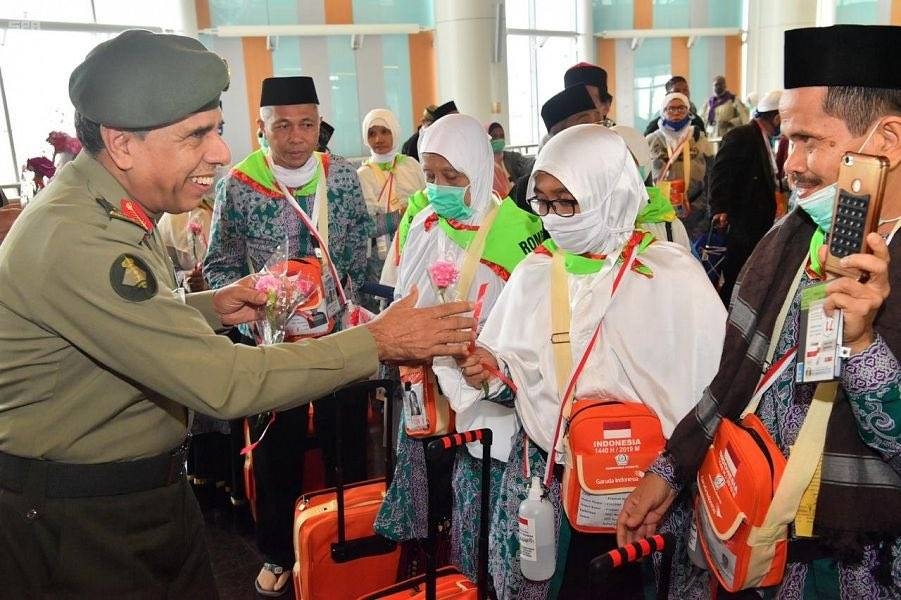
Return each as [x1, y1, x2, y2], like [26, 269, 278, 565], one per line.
[427, 259, 460, 303]
[252, 242, 318, 344]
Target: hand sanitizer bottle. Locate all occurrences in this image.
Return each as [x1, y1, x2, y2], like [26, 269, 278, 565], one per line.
[518, 476, 556, 581]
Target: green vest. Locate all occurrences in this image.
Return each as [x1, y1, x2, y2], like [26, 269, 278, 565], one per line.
[399, 194, 545, 277]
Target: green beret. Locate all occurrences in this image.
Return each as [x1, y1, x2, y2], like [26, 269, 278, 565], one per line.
[69, 29, 229, 130]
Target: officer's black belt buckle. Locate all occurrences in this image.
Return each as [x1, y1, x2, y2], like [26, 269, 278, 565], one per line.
[0, 444, 188, 498]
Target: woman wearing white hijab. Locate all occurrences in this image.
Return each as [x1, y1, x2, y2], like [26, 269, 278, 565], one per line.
[357, 108, 426, 289]
[436, 125, 725, 598]
[374, 113, 543, 580]
[646, 93, 710, 213]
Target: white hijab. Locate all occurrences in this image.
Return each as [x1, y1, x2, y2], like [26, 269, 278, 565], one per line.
[361, 108, 402, 164]
[435, 127, 726, 457]
[527, 124, 648, 256]
[419, 113, 495, 225]
[400, 113, 516, 460]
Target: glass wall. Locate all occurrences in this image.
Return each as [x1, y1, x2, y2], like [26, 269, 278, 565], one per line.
[505, 0, 578, 146]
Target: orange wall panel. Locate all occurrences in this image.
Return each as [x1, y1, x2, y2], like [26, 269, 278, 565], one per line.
[408, 31, 438, 128]
[597, 38, 617, 121]
[195, 0, 211, 30]
[724, 35, 742, 100]
[634, 0, 652, 29]
[671, 37, 689, 80]
[325, 0, 353, 24]
[242, 37, 273, 149]
[893, 0, 901, 24]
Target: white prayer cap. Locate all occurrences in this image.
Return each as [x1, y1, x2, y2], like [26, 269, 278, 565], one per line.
[756, 90, 783, 113]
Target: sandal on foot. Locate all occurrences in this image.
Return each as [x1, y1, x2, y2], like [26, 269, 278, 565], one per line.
[254, 562, 290, 597]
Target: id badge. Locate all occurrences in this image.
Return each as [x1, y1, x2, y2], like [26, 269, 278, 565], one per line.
[403, 383, 429, 432]
[796, 282, 845, 383]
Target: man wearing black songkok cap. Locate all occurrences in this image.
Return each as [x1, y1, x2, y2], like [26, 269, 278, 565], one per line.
[564, 62, 617, 127]
[0, 33, 479, 598]
[621, 25, 901, 598]
[204, 75, 375, 596]
[508, 85, 600, 213]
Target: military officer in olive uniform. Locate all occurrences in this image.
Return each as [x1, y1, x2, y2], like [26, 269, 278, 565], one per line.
[0, 30, 474, 598]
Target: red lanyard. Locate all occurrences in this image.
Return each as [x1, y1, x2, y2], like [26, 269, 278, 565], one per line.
[541, 235, 641, 488]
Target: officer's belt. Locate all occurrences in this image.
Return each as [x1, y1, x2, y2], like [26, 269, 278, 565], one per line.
[0, 444, 187, 498]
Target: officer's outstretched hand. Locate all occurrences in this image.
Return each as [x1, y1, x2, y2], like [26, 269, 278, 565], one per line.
[616, 473, 677, 547]
[365, 286, 475, 363]
[212, 276, 267, 326]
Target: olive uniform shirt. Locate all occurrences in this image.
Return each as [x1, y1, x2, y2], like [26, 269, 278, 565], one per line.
[0, 152, 378, 464]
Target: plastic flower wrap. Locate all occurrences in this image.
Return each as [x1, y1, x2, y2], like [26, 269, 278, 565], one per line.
[252, 241, 317, 345]
[427, 259, 460, 303]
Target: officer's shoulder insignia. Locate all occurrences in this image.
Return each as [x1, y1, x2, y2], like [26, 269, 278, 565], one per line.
[109, 254, 157, 301]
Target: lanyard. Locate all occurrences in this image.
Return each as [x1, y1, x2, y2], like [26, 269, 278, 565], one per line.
[541, 236, 641, 488]
[265, 154, 348, 306]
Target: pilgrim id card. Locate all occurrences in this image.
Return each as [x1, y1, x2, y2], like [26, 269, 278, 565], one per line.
[403, 385, 429, 432]
[796, 282, 844, 383]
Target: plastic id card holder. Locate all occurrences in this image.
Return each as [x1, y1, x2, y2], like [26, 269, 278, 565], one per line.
[796, 282, 846, 383]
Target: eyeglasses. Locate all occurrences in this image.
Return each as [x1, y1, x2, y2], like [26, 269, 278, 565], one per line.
[528, 197, 578, 217]
[664, 105, 689, 115]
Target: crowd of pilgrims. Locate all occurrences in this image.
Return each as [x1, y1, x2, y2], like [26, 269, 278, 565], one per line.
[166, 62, 847, 599]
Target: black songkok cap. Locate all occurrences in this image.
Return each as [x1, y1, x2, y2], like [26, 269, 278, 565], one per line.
[433, 100, 459, 121]
[260, 76, 319, 107]
[785, 25, 901, 90]
[564, 62, 611, 100]
[541, 86, 595, 131]
[318, 120, 335, 149]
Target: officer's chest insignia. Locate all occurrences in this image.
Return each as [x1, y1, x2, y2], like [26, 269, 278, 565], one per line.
[109, 254, 157, 301]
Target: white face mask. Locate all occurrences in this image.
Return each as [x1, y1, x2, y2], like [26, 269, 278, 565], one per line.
[541, 204, 612, 255]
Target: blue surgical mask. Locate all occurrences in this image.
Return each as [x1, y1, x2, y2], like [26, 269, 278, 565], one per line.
[662, 116, 691, 131]
[426, 182, 473, 220]
[795, 183, 838, 233]
[258, 131, 269, 151]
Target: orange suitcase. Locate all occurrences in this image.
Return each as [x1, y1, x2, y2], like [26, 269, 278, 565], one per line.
[359, 429, 493, 600]
[293, 379, 402, 600]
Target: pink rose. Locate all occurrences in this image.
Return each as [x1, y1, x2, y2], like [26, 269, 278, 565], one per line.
[187, 220, 203, 236]
[428, 260, 460, 289]
[254, 274, 281, 295]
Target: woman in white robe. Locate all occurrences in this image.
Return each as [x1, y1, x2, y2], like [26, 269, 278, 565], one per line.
[357, 108, 426, 290]
[434, 124, 726, 599]
[374, 113, 543, 580]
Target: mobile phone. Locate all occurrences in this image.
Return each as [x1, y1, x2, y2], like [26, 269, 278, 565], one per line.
[824, 152, 888, 279]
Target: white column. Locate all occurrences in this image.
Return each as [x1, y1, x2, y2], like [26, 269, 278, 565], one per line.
[434, 0, 507, 125]
[576, 0, 594, 63]
[178, 0, 199, 37]
[745, 0, 817, 96]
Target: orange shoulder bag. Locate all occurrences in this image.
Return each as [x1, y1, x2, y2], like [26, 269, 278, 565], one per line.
[544, 236, 666, 534]
[693, 259, 839, 591]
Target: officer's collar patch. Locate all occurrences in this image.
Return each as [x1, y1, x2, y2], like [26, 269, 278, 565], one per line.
[94, 197, 155, 233]
[110, 254, 157, 301]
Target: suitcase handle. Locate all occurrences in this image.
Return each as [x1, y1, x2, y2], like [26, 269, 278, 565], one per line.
[590, 533, 675, 599]
[332, 379, 398, 555]
[423, 429, 493, 600]
[425, 428, 493, 458]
